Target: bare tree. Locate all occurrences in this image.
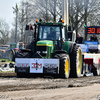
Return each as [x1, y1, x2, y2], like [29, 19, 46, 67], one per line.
[9, 29, 15, 43]
[15, 0, 100, 41]
[22, 0, 62, 22]
[0, 19, 9, 45]
[69, 0, 100, 37]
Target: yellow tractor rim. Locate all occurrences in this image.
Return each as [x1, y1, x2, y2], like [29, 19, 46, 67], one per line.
[65, 59, 69, 75]
[77, 50, 82, 74]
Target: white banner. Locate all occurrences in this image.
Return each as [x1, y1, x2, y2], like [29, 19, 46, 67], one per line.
[77, 44, 87, 52]
[30, 59, 43, 73]
[84, 53, 100, 68]
[15, 58, 30, 67]
[15, 58, 59, 73]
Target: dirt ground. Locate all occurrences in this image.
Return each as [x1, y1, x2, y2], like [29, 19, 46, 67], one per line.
[0, 73, 100, 100]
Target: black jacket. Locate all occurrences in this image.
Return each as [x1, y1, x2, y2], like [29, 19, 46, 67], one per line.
[90, 36, 98, 41]
[75, 37, 83, 44]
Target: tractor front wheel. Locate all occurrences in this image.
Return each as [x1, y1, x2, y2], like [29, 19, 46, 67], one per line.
[54, 54, 70, 78]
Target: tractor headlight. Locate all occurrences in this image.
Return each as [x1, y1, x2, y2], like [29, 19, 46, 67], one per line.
[37, 51, 47, 54]
[42, 51, 47, 54]
[37, 51, 40, 53]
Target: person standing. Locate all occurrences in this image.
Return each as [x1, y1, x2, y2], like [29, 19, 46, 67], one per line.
[90, 34, 98, 41]
[75, 34, 83, 44]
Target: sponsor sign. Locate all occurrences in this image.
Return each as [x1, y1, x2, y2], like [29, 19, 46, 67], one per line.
[17, 63, 29, 67]
[30, 59, 43, 73]
[77, 41, 98, 52]
[10, 43, 17, 49]
[44, 64, 58, 68]
[77, 44, 88, 52]
[84, 53, 100, 67]
[43, 59, 59, 74]
[84, 41, 98, 52]
[15, 58, 59, 74]
[31, 63, 42, 69]
[15, 58, 30, 67]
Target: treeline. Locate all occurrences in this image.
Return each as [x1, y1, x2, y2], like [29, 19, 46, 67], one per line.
[0, 0, 100, 45]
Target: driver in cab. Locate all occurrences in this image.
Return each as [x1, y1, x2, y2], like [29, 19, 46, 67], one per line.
[47, 28, 56, 40]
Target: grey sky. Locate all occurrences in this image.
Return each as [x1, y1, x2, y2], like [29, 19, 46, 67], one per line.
[0, 0, 21, 29]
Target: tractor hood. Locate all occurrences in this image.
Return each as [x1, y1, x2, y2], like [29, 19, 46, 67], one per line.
[37, 40, 53, 47]
[36, 40, 54, 58]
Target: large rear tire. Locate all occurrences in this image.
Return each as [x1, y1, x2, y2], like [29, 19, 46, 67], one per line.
[54, 54, 70, 78]
[70, 45, 82, 78]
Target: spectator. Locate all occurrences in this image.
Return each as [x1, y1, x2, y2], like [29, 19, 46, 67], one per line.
[75, 34, 83, 44]
[90, 34, 98, 41]
[30, 38, 36, 55]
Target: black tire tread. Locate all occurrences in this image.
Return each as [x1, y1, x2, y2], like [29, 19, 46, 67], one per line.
[9, 49, 15, 61]
[69, 45, 82, 78]
[54, 54, 70, 78]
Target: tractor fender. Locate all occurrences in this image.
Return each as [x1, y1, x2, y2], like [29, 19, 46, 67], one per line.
[64, 41, 76, 54]
[55, 50, 67, 54]
[68, 42, 76, 54]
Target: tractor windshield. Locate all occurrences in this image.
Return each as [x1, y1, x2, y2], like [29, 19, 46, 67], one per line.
[38, 26, 61, 40]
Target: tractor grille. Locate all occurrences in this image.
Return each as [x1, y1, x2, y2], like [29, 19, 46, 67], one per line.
[36, 46, 47, 57]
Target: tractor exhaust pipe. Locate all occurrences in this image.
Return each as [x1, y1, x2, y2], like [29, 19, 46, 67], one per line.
[62, 0, 69, 29]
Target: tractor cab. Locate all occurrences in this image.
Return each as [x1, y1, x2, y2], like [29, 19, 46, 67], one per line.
[37, 22, 76, 42]
[36, 21, 76, 42]
[38, 25, 61, 41]
[37, 22, 68, 42]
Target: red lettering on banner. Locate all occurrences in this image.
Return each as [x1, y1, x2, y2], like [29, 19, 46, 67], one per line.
[17, 64, 20, 67]
[38, 64, 42, 68]
[32, 63, 35, 68]
[17, 63, 29, 67]
[31, 63, 42, 69]
[22, 64, 24, 67]
[26, 64, 28, 67]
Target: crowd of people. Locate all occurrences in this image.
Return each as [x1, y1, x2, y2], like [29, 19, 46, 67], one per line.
[75, 34, 98, 44]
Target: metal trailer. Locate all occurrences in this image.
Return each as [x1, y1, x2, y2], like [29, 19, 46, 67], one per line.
[83, 53, 100, 76]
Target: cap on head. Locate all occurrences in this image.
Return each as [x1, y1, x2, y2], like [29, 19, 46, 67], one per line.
[93, 34, 95, 36]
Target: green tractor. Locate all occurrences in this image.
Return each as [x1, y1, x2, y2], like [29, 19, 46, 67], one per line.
[15, 20, 83, 78]
[8, 42, 25, 61]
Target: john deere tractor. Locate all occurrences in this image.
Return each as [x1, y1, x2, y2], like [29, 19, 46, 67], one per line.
[15, 20, 83, 78]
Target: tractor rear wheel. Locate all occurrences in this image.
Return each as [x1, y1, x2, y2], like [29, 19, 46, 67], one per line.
[70, 45, 82, 78]
[54, 54, 70, 78]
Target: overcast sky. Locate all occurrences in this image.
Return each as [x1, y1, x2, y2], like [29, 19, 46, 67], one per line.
[0, 0, 21, 30]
